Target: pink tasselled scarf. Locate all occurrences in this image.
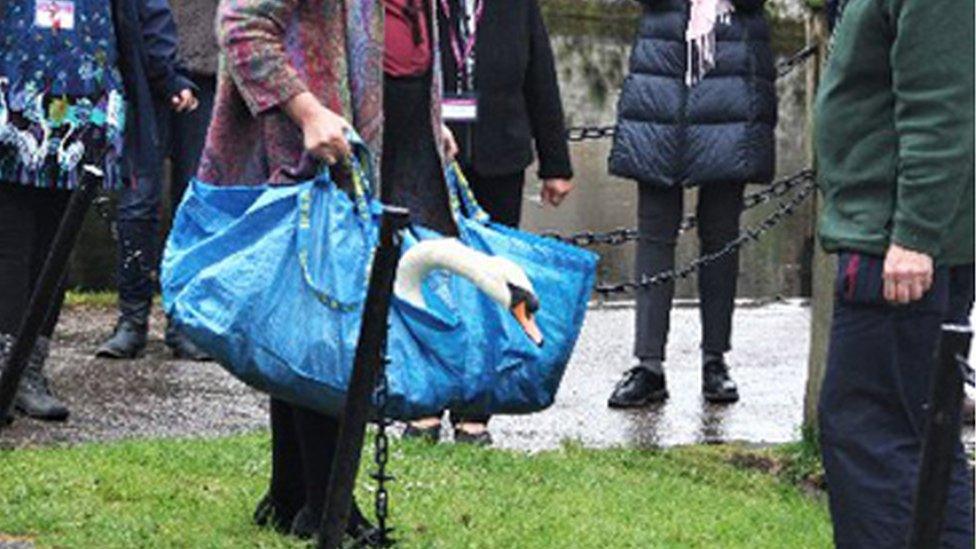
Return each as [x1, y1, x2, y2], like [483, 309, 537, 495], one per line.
[686, 0, 735, 86]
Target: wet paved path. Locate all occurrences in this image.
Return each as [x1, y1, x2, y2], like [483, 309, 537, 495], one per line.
[3, 301, 973, 451]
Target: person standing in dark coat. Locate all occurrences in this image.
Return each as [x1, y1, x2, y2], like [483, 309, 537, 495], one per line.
[97, 0, 218, 361]
[815, 0, 974, 545]
[400, 0, 574, 446]
[607, 0, 776, 408]
[0, 0, 196, 420]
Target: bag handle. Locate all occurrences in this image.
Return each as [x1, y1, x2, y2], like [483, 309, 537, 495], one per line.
[296, 130, 379, 313]
[445, 162, 491, 224]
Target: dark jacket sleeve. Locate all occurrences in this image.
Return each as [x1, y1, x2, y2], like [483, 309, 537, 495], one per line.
[138, 0, 196, 100]
[885, 0, 973, 256]
[524, 0, 573, 180]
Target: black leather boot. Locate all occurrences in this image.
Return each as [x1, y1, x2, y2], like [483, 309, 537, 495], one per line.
[96, 317, 148, 359]
[702, 354, 739, 403]
[164, 319, 211, 361]
[14, 337, 70, 421]
[290, 500, 381, 545]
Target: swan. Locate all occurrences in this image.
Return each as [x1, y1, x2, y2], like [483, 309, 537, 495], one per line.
[394, 238, 543, 346]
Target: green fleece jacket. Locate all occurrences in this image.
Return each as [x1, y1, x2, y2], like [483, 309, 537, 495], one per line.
[815, 0, 974, 266]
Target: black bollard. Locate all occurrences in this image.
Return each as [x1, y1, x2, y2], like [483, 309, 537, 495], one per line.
[0, 165, 103, 427]
[908, 324, 973, 548]
[318, 206, 410, 549]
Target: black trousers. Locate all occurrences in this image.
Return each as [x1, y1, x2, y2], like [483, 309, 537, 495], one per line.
[0, 185, 72, 337]
[461, 166, 526, 228]
[819, 253, 974, 548]
[634, 182, 745, 361]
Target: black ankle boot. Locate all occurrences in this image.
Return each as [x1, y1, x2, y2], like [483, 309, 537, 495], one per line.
[164, 320, 211, 361]
[702, 354, 739, 404]
[290, 501, 380, 545]
[253, 492, 300, 534]
[96, 318, 148, 359]
[15, 337, 70, 421]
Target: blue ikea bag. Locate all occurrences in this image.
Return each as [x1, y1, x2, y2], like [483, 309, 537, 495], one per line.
[439, 165, 598, 415]
[162, 136, 596, 418]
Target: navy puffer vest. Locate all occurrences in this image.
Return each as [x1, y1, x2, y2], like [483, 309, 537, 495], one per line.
[609, 0, 776, 188]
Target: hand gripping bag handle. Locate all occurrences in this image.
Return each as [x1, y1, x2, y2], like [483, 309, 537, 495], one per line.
[295, 130, 379, 312]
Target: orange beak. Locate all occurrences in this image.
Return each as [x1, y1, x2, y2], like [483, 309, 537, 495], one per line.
[512, 301, 544, 347]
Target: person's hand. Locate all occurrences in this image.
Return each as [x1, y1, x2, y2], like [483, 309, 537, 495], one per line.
[540, 178, 574, 207]
[442, 124, 459, 160]
[300, 105, 352, 165]
[170, 89, 198, 113]
[883, 243, 934, 304]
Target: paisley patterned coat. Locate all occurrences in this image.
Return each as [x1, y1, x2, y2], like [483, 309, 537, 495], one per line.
[198, 0, 445, 186]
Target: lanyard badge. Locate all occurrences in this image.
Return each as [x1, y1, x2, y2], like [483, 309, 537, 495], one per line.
[439, 0, 482, 123]
[35, 0, 76, 31]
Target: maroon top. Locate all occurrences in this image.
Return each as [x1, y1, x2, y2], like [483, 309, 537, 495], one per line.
[384, 0, 432, 77]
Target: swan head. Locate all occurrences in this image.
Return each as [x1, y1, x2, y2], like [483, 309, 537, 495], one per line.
[395, 239, 544, 346]
[483, 255, 543, 347]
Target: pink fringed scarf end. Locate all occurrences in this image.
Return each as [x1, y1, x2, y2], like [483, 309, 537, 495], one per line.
[685, 0, 735, 87]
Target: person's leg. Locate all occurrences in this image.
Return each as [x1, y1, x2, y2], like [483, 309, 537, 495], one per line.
[945, 264, 975, 326]
[288, 406, 372, 540]
[463, 168, 526, 228]
[696, 182, 745, 403]
[608, 183, 682, 408]
[0, 186, 36, 338]
[254, 398, 306, 532]
[97, 98, 170, 359]
[163, 73, 216, 360]
[819, 254, 971, 547]
[0, 186, 71, 420]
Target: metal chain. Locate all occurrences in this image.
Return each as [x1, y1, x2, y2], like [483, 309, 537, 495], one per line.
[565, 43, 818, 143]
[546, 169, 815, 247]
[776, 43, 818, 79]
[593, 172, 816, 295]
[369, 336, 395, 546]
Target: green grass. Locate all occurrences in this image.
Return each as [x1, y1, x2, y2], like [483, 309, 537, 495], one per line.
[0, 434, 831, 548]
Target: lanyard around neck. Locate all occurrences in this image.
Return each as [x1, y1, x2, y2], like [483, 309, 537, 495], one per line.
[439, 0, 484, 86]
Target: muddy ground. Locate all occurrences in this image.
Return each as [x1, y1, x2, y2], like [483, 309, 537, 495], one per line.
[2, 301, 973, 453]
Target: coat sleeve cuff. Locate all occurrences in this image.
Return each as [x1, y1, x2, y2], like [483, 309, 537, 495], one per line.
[163, 73, 200, 100]
[891, 221, 942, 259]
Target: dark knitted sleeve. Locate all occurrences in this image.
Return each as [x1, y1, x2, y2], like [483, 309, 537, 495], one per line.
[523, 0, 573, 180]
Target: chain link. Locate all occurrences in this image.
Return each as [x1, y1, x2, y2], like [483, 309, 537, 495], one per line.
[565, 43, 818, 143]
[369, 333, 396, 546]
[546, 169, 814, 247]
[593, 171, 816, 296]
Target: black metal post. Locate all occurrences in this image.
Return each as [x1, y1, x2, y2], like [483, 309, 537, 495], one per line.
[908, 325, 973, 548]
[0, 166, 103, 427]
[318, 206, 410, 549]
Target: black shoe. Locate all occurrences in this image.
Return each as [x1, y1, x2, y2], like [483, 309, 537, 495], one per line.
[403, 423, 441, 443]
[290, 504, 381, 545]
[165, 326, 211, 361]
[15, 338, 70, 421]
[608, 366, 668, 408]
[702, 359, 739, 404]
[454, 428, 492, 447]
[96, 319, 147, 359]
